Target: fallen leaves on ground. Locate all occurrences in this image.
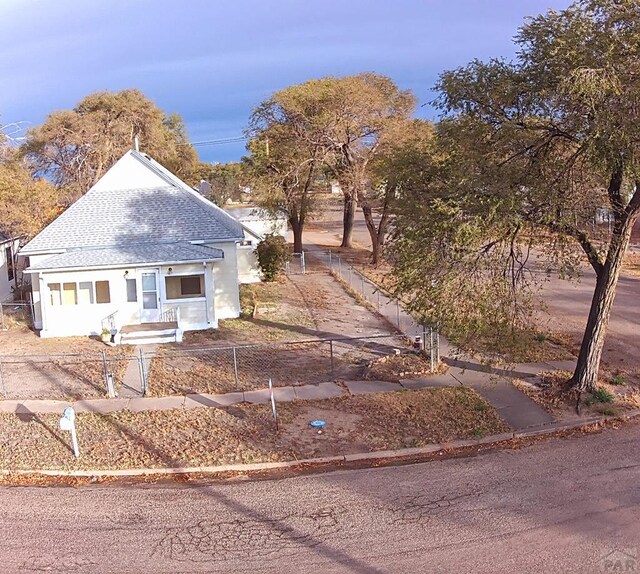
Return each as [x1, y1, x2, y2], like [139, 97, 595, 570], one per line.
[0, 388, 507, 471]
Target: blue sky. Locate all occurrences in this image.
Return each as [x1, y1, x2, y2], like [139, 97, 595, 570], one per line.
[0, 0, 570, 163]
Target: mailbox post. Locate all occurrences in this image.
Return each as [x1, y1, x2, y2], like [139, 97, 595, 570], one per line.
[59, 406, 79, 458]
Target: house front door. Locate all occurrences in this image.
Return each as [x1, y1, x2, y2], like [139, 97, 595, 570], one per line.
[139, 270, 161, 323]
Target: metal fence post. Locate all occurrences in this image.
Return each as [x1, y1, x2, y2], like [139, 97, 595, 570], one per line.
[377, 290, 381, 311]
[436, 327, 441, 364]
[101, 350, 109, 396]
[0, 304, 4, 331]
[301, 251, 306, 274]
[0, 355, 5, 397]
[396, 300, 400, 329]
[328, 250, 332, 272]
[349, 266, 352, 287]
[338, 256, 342, 278]
[138, 349, 147, 396]
[329, 339, 334, 375]
[232, 346, 239, 391]
[361, 274, 365, 297]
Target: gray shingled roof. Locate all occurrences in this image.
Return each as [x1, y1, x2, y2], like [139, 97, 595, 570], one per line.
[22, 185, 244, 254]
[21, 150, 245, 255]
[27, 243, 224, 272]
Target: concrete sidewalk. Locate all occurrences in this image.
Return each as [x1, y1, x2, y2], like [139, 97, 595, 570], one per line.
[0, 359, 572, 431]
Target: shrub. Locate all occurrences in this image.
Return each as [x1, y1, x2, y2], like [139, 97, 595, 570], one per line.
[611, 374, 625, 386]
[591, 387, 614, 404]
[255, 234, 291, 282]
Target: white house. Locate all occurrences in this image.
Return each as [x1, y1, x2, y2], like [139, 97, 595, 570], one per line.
[0, 234, 19, 302]
[20, 149, 261, 343]
[224, 206, 287, 284]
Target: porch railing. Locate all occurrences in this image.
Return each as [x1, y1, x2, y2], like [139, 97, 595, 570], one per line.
[101, 310, 118, 333]
[160, 306, 180, 326]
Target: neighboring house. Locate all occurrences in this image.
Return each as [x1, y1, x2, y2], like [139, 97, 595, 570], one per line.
[225, 206, 288, 284]
[0, 234, 19, 302]
[225, 206, 288, 239]
[20, 149, 260, 343]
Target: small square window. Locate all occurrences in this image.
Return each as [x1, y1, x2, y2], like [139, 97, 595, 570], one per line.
[95, 281, 111, 304]
[63, 282, 77, 305]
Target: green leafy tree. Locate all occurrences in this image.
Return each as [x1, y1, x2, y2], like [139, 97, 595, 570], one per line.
[388, 0, 640, 393]
[365, 119, 435, 264]
[22, 89, 198, 200]
[255, 234, 291, 281]
[247, 74, 415, 254]
[245, 112, 326, 254]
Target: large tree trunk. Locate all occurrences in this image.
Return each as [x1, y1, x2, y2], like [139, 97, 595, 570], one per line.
[290, 218, 304, 254]
[362, 189, 392, 265]
[341, 193, 356, 248]
[571, 208, 638, 392]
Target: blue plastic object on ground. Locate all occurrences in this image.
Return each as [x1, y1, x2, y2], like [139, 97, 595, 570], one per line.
[310, 420, 326, 428]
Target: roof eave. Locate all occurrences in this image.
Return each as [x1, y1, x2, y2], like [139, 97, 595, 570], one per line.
[25, 256, 224, 274]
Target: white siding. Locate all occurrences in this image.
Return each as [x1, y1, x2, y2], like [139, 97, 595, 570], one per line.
[0, 239, 18, 302]
[237, 245, 261, 284]
[91, 153, 167, 191]
[33, 262, 219, 338]
[208, 242, 241, 319]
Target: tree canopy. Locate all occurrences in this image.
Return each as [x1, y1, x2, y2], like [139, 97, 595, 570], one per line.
[246, 73, 415, 255]
[387, 0, 640, 392]
[22, 89, 198, 200]
[0, 145, 61, 240]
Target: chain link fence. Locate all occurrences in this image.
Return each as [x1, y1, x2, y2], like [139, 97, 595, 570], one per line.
[0, 351, 139, 400]
[293, 249, 440, 348]
[0, 331, 439, 400]
[144, 333, 419, 396]
[0, 248, 440, 401]
[0, 298, 34, 331]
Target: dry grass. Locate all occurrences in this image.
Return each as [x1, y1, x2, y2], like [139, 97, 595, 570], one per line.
[513, 370, 640, 418]
[451, 329, 576, 366]
[0, 387, 507, 471]
[177, 278, 316, 348]
[622, 252, 640, 277]
[364, 352, 443, 382]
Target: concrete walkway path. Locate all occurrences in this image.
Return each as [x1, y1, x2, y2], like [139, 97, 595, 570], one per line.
[0, 361, 570, 431]
[118, 345, 156, 398]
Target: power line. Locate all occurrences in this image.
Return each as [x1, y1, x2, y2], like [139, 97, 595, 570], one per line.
[190, 136, 247, 147]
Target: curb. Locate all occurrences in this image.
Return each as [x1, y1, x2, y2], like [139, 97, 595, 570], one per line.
[3, 409, 639, 479]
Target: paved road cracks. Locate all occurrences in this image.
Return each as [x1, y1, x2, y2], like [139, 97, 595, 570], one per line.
[2, 421, 639, 573]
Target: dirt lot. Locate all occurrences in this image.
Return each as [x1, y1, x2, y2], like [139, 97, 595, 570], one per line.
[147, 272, 406, 395]
[0, 309, 134, 400]
[0, 387, 507, 471]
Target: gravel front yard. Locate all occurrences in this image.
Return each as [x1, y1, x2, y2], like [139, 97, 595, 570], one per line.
[0, 388, 508, 471]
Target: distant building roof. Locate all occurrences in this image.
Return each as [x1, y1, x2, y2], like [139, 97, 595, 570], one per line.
[27, 243, 224, 272]
[21, 150, 244, 256]
[225, 206, 286, 221]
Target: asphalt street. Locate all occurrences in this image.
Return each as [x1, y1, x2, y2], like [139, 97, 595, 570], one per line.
[2, 422, 639, 573]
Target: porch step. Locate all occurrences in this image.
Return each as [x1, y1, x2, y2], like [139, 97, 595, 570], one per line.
[119, 322, 179, 345]
[120, 332, 177, 345]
